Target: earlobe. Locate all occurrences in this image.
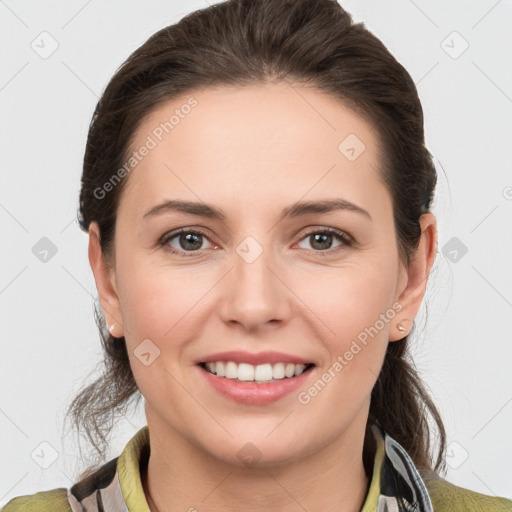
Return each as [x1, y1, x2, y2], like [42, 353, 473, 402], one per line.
[389, 319, 410, 342]
[396, 323, 406, 334]
[88, 222, 124, 338]
[389, 213, 437, 342]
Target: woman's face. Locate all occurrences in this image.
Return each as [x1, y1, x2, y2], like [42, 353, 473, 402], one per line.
[91, 81, 432, 467]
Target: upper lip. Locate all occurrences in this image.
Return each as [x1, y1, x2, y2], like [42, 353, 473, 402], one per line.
[197, 350, 314, 366]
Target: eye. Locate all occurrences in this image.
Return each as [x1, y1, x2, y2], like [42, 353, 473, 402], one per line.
[296, 227, 353, 254]
[159, 226, 354, 257]
[159, 228, 216, 256]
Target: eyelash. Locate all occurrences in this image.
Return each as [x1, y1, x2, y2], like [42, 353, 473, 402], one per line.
[158, 227, 354, 257]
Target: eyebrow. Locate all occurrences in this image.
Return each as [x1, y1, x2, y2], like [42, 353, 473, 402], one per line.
[142, 198, 372, 222]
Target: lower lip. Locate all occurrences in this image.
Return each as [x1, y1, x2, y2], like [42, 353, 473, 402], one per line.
[197, 365, 315, 405]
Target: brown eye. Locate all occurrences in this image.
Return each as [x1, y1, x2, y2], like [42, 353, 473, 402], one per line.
[160, 228, 215, 256]
[297, 228, 353, 254]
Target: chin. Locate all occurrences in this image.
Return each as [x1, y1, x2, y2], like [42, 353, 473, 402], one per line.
[205, 434, 309, 470]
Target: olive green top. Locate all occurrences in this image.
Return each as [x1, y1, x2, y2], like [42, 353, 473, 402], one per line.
[3, 424, 511, 511]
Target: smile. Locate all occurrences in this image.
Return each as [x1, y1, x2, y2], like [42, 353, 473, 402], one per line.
[197, 361, 316, 405]
[200, 361, 314, 383]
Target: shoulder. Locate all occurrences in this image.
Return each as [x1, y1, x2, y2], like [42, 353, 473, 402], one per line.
[1, 488, 71, 512]
[422, 472, 512, 512]
[1, 457, 119, 512]
[1, 427, 149, 512]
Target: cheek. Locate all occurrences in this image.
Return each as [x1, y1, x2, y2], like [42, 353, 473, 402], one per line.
[294, 266, 396, 421]
[116, 257, 210, 352]
[296, 259, 399, 344]
[116, 266, 197, 400]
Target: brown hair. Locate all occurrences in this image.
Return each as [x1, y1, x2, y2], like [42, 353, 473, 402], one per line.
[67, 0, 446, 479]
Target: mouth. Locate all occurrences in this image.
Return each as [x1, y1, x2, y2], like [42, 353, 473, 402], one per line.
[197, 361, 316, 384]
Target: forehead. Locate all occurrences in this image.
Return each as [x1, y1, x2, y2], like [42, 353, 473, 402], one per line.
[120, 81, 388, 219]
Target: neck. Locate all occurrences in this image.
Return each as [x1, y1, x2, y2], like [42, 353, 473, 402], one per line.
[142, 414, 375, 512]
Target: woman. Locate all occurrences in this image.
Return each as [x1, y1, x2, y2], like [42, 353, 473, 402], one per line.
[3, 0, 511, 511]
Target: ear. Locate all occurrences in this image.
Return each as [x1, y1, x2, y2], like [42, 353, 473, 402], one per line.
[88, 222, 124, 338]
[389, 212, 437, 342]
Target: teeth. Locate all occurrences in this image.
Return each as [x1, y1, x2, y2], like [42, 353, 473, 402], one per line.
[273, 363, 285, 379]
[238, 363, 254, 381]
[294, 364, 306, 376]
[254, 363, 273, 381]
[285, 363, 296, 378]
[215, 361, 225, 377]
[203, 361, 311, 382]
[225, 361, 238, 379]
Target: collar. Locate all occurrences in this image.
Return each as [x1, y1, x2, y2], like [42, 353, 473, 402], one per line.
[67, 423, 434, 512]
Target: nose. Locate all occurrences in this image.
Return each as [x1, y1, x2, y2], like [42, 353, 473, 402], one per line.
[219, 239, 291, 332]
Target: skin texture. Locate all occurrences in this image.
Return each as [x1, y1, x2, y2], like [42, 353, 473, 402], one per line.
[88, 81, 437, 512]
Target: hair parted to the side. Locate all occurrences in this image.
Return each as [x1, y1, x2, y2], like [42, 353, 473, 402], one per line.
[67, 0, 446, 480]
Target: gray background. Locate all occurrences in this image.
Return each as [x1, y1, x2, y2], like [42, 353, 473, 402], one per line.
[1, 0, 511, 505]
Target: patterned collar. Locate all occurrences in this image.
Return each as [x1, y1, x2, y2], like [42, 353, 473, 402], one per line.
[373, 424, 433, 512]
[67, 424, 434, 512]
